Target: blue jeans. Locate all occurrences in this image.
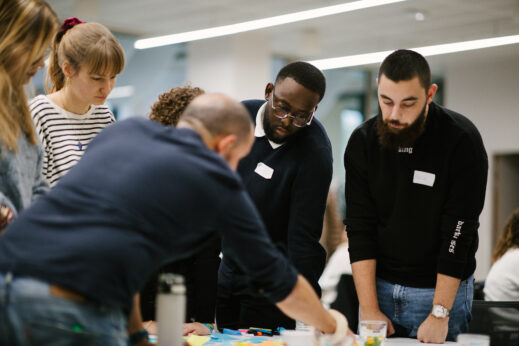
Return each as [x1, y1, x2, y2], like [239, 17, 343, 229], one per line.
[376, 275, 473, 341]
[0, 273, 128, 346]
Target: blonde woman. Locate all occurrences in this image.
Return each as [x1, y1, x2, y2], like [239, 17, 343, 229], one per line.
[30, 18, 125, 186]
[0, 0, 58, 232]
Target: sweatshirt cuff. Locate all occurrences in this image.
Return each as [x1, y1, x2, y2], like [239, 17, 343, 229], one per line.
[437, 257, 467, 279]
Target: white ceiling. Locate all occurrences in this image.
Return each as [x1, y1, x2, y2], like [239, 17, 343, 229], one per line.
[47, 0, 519, 68]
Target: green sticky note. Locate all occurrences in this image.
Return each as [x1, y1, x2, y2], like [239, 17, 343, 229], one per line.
[72, 324, 83, 333]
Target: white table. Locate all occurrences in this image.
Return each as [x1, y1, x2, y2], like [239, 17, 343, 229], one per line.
[190, 334, 457, 345]
[385, 337, 457, 345]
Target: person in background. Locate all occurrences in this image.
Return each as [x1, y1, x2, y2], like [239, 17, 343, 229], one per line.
[344, 49, 488, 343]
[318, 187, 352, 308]
[216, 61, 333, 331]
[319, 229, 352, 309]
[140, 85, 222, 328]
[0, 93, 349, 346]
[484, 207, 519, 301]
[320, 188, 347, 262]
[0, 0, 58, 233]
[30, 17, 124, 186]
[148, 85, 204, 126]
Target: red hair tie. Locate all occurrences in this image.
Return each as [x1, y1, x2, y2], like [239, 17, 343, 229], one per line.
[60, 17, 85, 34]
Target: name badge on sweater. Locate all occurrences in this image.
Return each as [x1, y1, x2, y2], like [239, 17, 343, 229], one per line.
[255, 162, 273, 179]
[413, 170, 435, 187]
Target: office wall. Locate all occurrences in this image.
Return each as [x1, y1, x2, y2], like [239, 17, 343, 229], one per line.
[444, 55, 519, 280]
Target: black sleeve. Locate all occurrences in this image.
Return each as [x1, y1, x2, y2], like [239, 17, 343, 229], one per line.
[287, 144, 332, 296]
[218, 188, 299, 303]
[437, 131, 488, 278]
[344, 129, 379, 263]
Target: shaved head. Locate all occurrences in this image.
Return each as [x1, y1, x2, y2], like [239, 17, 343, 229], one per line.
[180, 93, 253, 146]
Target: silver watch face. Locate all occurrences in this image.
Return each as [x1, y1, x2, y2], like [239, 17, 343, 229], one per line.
[432, 305, 449, 318]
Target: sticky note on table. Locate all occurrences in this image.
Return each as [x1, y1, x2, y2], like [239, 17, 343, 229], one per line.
[186, 334, 211, 346]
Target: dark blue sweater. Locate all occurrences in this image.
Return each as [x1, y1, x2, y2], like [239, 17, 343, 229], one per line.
[219, 100, 333, 295]
[344, 102, 488, 287]
[0, 118, 298, 310]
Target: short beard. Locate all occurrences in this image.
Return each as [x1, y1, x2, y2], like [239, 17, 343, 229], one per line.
[376, 104, 427, 150]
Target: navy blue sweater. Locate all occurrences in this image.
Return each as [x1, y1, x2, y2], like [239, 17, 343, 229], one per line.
[344, 102, 488, 287]
[220, 100, 333, 295]
[0, 118, 298, 310]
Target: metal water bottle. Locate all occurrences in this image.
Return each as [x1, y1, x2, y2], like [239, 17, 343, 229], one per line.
[156, 273, 186, 346]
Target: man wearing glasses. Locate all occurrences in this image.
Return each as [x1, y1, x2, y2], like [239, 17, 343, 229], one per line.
[216, 61, 333, 330]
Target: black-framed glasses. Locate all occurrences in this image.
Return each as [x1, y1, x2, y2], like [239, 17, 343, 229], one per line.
[270, 89, 315, 127]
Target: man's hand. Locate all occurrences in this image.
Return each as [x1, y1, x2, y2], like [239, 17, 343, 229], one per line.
[143, 320, 157, 335]
[417, 315, 449, 344]
[360, 309, 395, 336]
[183, 322, 211, 336]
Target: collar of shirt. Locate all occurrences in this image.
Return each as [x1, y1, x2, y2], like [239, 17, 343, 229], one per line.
[254, 101, 284, 149]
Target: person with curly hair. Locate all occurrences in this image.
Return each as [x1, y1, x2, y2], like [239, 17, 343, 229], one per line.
[141, 85, 224, 330]
[149, 85, 204, 126]
[484, 208, 519, 301]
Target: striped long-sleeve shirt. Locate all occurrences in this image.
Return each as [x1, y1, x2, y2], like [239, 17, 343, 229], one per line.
[30, 95, 116, 187]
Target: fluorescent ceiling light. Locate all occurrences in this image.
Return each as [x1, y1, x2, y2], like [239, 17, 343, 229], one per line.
[134, 0, 407, 49]
[309, 34, 519, 70]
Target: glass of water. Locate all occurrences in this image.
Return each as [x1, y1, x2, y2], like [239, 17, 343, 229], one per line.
[358, 320, 387, 346]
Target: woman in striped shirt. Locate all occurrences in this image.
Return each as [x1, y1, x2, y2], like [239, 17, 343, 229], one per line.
[31, 17, 125, 186]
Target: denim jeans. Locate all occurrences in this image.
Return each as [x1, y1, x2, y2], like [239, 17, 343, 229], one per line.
[376, 275, 473, 341]
[0, 273, 128, 346]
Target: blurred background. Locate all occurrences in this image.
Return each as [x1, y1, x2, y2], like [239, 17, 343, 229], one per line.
[30, 0, 519, 281]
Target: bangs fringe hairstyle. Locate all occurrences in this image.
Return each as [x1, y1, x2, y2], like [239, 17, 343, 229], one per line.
[492, 208, 519, 262]
[47, 21, 125, 92]
[0, 0, 58, 152]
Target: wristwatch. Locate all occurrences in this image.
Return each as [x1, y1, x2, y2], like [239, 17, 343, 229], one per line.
[431, 304, 450, 318]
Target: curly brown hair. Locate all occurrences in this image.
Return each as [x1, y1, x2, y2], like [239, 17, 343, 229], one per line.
[492, 207, 519, 262]
[149, 85, 205, 126]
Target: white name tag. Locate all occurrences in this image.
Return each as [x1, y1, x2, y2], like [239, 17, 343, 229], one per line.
[413, 170, 435, 187]
[254, 162, 274, 179]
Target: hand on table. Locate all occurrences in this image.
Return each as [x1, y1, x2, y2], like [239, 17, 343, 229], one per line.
[183, 322, 211, 336]
[359, 309, 395, 336]
[417, 315, 448, 344]
[143, 320, 158, 335]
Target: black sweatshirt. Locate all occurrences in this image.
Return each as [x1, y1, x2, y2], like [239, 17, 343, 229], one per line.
[219, 100, 333, 296]
[344, 102, 488, 288]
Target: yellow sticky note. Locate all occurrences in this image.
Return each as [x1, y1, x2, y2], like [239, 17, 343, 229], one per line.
[186, 334, 210, 346]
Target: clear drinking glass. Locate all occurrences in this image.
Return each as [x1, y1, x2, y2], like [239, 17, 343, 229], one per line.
[358, 320, 387, 346]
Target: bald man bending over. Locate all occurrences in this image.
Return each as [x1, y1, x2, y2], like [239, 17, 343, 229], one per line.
[0, 94, 349, 346]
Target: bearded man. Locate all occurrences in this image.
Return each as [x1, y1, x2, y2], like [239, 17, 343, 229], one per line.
[344, 49, 488, 343]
